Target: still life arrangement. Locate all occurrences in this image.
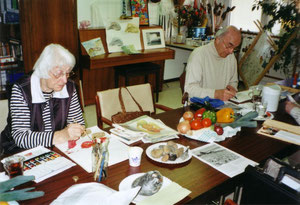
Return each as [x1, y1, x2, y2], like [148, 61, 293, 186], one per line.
[177, 101, 259, 142]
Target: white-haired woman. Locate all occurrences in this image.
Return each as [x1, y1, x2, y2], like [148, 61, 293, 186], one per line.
[1, 44, 85, 153]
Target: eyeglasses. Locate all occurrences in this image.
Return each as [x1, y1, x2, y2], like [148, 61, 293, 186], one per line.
[221, 39, 236, 50]
[50, 69, 75, 79]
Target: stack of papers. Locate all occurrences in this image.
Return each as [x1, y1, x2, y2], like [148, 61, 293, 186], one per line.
[110, 115, 179, 144]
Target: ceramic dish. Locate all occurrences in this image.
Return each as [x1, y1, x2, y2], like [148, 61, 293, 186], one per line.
[146, 142, 192, 164]
[253, 112, 274, 121]
[119, 173, 172, 203]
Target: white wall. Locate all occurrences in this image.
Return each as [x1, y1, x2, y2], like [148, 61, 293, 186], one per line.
[77, 0, 122, 27]
[230, 0, 262, 32]
[77, 0, 159, 27]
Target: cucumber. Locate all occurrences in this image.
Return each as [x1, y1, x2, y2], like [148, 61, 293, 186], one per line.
[236, 111, 258, 121]
[221, 120, 257, 128]
[221, 111, 258, 128]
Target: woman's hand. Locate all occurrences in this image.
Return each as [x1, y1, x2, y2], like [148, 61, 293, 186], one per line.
[53, 123, 85, 145]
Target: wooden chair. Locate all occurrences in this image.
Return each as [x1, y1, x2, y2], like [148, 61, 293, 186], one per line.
[179, 66, 189, 105]
[95, 83, 172, 129]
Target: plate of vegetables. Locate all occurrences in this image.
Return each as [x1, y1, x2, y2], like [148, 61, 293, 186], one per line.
[177, 108, 258, 142]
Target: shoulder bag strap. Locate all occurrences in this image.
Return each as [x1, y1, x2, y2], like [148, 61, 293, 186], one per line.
[118, 87, 144, 113]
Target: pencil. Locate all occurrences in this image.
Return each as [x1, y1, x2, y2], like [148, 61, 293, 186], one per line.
[98, 151, 106, 182]
[226, 86, 238, 99]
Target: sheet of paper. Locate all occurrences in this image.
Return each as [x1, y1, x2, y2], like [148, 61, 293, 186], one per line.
[137, 182, 191, 205]
[274, 130, 300, 145]
[230, 90, 252, 104]
[192, 143, 258, 178]
[55, 126, 129, 173]
[106, 17, 141, 53]
[81, 37, 105, 57]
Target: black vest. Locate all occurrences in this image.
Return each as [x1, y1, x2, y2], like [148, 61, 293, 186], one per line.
[1, 75, 75, 155]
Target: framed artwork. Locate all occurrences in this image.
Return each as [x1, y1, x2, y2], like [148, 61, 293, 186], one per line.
[130, 0, 149, 26]
[142, 28, 165, 49]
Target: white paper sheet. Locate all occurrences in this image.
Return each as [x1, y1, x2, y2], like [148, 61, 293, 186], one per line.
[192, 143, 258, 178]
[55, 126, 129, 173]
[105, 17, 141, 53]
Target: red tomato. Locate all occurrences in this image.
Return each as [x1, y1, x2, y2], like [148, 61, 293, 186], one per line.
[194, 108, 206, 120]
[81, 141, 94, 149]
[190, 119, 203, 130]
[202, 118, 212, 128]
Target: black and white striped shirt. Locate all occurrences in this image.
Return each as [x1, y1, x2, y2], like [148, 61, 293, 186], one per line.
[10, 84, 85, 149]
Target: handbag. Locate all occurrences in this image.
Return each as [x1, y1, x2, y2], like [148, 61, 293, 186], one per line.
[111, 87, 150, 124]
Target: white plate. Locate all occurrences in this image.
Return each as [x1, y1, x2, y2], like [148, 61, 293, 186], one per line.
[146, 142, 192, 164]
[119, 173, 172, 203]
[253, 112, 274, 121]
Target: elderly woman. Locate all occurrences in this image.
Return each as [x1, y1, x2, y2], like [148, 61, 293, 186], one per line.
[1, 44, 85, 153]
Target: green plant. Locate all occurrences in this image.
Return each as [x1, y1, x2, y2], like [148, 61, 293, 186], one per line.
[252, 0, 299, 76]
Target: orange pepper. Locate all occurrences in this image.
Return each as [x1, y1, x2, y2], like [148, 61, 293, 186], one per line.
[216, 108, 235, 123]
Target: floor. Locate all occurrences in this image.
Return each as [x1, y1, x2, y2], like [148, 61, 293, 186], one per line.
[82, 80, 183, 128]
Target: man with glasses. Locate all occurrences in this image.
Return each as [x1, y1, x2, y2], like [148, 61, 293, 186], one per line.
[184, 26, 241, 101]
[1, 44, 85, 154]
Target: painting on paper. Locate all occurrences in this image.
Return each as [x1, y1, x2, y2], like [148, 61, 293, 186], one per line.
[130, 0, 149, 26]
[105, 17, 141, 53]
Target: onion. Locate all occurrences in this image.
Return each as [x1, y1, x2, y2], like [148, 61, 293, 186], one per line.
[183, 111, 194, 121]
[177, 120, 191, 134]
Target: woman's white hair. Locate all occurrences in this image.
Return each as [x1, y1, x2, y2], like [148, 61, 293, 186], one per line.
[33, 44, 76, 79]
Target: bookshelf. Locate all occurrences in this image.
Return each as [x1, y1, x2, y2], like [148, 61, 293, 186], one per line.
[0, 0, 24, 99]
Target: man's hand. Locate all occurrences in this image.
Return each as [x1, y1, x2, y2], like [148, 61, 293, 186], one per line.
[53, 123, 85, 145]
[214, 85, 237, 101]
[285, 101, 300, 114]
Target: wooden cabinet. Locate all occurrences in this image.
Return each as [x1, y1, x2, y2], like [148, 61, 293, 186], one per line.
[19, 0, 78, 73]
[79, 28, 175, 105]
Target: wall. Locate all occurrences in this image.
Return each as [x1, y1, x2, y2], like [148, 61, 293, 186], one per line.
[77, 0, 159, 27]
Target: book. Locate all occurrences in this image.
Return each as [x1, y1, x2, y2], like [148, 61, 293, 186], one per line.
[81, 37, 105, 57]
[1, 146, 76, 183]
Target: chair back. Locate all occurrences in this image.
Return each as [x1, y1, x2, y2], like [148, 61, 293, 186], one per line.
[0, 99, 9, 132]
[95, 83, 155, 128]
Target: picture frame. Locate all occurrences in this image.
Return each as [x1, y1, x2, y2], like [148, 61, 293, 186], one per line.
[142, 28, 165, 50]
[130, 0, 149, 26]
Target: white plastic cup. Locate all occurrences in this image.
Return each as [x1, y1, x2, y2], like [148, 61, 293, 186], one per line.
[128, 146, 143, 167]
[262, 85, 281, 112]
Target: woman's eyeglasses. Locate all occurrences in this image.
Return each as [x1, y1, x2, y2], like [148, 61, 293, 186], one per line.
[50, 70, 75, 79]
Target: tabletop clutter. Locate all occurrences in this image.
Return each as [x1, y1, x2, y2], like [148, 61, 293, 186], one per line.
[1, 85, 299, 204]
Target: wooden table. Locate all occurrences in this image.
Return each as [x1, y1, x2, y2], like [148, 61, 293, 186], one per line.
[17, 100, 298, 204]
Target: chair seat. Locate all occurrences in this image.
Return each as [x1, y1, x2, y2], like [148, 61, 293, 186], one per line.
[114, 62, 160, 102]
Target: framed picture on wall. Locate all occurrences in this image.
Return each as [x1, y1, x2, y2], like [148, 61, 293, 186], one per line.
[142, 28, 165, 49]
[130, 0, 149, 26]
